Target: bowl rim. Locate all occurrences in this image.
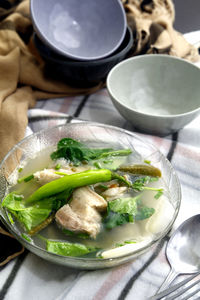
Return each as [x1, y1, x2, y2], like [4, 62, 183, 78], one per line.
[30, 0, 127, 61]
[107, 54, 200, 118]
[33, 26, 133, 66]
[0, 121, 181, 264]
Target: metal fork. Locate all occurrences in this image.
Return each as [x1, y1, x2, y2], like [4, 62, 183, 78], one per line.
[149, 272, 200, 300]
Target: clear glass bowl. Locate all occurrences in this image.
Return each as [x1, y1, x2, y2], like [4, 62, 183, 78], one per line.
[0, 122, 181, 269]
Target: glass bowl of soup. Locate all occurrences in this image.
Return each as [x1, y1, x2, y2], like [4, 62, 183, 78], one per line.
[0, 122, 181, 269]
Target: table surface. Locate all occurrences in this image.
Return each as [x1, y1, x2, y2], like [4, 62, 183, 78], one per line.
[0, 32, 200, 300]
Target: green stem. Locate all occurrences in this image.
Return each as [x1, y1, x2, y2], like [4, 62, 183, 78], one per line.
[37, 234, 48, 242]
[111, 172, 131, 187]
[54, 171, 69, 176]
[17, 174, 34, 183]
[99, 149, 132, 158]
[143, 187, 163, 192]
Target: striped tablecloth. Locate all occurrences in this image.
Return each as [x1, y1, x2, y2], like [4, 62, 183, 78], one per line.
[0, 32, 200, 300]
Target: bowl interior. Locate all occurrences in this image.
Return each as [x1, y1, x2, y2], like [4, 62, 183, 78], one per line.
[0, 123, 181, 269]
[107, 55, 200, 116]
[31, 0, 126, 60]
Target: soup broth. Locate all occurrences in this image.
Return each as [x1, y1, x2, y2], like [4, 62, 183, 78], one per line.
[3, 139, 174, 259]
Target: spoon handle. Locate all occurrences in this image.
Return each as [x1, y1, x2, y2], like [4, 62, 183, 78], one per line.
[157, 267, 179, 293]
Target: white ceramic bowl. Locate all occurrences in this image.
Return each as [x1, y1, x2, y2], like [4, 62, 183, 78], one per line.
[107, 55, 200, 136]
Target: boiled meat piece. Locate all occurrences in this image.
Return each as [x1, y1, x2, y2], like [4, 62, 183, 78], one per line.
[101, 186, 127, 201]
[34, 165, 91, 185]
[34, 168, 71, 185]
[55, 186, 107, 238]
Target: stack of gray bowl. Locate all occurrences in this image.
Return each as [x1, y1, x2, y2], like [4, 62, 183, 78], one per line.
[31, 0, 133, 87]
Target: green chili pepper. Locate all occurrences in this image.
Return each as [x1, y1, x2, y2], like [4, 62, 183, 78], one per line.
[26, 169, 112, 203]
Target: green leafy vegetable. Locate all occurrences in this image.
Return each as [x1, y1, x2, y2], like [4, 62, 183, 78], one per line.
[11, 202, 53, 231]
[103, 211, 130, 229]
[2, 193, 25, 211]
[109, 196, 140, 215]
[51, 189, 73, 211]
[134, 198, 155, 220]
[2, 189, 72, 232]
[135, 206, 155, 220]
[62, 229, 90, 239]
[50, 138, 132, 165]
[51, 138, 111, 164]
[46, 240, 98, 257]
[132, 176, 163, 199]
[103, 196, 155, 229]
[132, 176, 151, 191]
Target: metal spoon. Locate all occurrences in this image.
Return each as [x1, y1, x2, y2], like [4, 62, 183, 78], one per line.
[157, 214, 200, 293]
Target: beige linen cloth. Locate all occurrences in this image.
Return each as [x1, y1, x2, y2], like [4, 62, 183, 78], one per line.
[0, 0, 199, 163]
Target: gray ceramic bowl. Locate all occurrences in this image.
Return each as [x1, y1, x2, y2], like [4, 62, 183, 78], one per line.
[33, 27, 133, 87]
[30, 0, 126, 61]
[0, 122, 181, 269]
[107, 55, 200, 136]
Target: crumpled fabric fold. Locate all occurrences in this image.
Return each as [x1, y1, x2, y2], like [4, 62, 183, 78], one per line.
[123, 0, 199, 60]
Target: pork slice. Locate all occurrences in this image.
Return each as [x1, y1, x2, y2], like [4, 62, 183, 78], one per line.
[101, 186, 127, 201]
[34, 165, 91, 185]
[71, 187, 107, 212]
[55, 204, 101, 238]
[34, 168, 71, 185]
[55, 186, 107, 238]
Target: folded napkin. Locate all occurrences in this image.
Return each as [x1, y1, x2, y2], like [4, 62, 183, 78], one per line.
[0, 0, 199, 265]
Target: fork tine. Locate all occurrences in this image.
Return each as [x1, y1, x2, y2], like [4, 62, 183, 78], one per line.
[149, 273, 200, 300]
[165, 278, 200, 300]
